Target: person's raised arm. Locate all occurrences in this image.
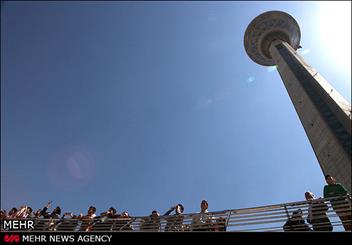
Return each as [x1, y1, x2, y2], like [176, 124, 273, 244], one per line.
[163, 206, 176, 216]
[40, 201, 52, 217]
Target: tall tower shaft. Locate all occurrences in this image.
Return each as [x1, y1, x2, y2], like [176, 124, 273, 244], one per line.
[244, 11, 351, 192]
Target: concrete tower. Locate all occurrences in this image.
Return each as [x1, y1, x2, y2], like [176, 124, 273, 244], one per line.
[244, 11, 351, 192]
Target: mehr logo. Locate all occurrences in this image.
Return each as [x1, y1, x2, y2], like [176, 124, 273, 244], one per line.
[3, 220, 34, 230]
[4, 234, 20, 244]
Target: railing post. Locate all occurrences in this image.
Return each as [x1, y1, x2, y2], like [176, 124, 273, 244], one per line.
[75, 219, 82, 232]
[283, 204, 292, 231]
[119, 217, 136, 231]
[225, 210, 232, 231]
[111, 219, 115, 232]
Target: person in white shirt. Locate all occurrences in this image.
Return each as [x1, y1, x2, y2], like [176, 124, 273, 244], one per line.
[191, 200, 214, 231]
[305, 191, 332, 231]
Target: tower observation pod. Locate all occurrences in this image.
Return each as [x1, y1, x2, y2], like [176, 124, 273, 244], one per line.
[244, 11, 351, 192]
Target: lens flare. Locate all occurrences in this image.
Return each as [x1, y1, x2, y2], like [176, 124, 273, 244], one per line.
[319, 2, 351, 73]
[47, 145, 95, 192]
[67, 157, 82, 179]
[247, 76, 255, 83]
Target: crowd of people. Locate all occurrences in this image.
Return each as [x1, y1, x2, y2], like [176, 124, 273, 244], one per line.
[0, 199, 225, 232]
[283, 175, 351, 232]
[1, 174, 351, 232]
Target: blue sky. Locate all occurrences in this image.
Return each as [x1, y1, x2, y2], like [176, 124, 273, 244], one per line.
[1, 1, 351, 219]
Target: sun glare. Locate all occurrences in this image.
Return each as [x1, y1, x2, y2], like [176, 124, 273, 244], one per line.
[318, 2, 351, 74]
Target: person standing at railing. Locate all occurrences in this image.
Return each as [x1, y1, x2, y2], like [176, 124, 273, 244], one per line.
[100, 207, 119, 219]
[79, 206, 97, 231]
[36, 201, 63, 231]
[38, 201, 62, 219]
[26, 207, 35, 219]
[191, 200, 214, 231]
[86, 207, 119, 231]
[14, 205, 29, 219]
[140, 210, 161, 231]
[33, 209, 44, 218]
[163, 204, 185, 232]
[85, 206, 97, 219]
[283, 209, 311, 231]
[0, 209, 7, 219]
[43, 206, 62, 219]
[14, 206, 34, 219]
[7, 208, 18, 219]
[323, 175, 352, 231]
[305, 191, 332, 231]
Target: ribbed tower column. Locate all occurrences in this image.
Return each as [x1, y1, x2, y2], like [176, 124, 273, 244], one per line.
[244, 11, 351, 192]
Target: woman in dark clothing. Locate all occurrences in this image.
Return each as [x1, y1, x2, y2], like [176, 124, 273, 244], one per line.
[283, 209, 311, 231]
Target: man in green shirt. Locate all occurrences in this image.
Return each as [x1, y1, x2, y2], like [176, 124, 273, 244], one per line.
[323, 175, 351, 231]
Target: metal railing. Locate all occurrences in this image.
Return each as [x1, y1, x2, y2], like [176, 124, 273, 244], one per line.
[1, 196, 351, 232]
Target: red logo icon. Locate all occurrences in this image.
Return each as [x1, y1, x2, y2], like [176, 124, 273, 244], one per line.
[4, 234, 20, 244]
